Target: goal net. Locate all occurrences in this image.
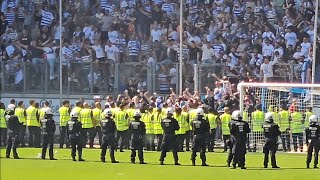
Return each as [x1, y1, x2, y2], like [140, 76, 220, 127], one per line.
[238, 83, 320, 152]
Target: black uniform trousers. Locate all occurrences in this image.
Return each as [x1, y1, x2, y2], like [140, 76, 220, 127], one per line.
[155, 134, 163, 151]
[82, 128, 95, 148]
[223, 135, 230, 152]
[177, 134, 185, 152]
[208, 128, 216, 152]
[19, 125, 26, 146]
[292, 133, 303, 151]
[281, 130, 290, 151]
[28, 126, 41, 147]
[69, 136, 82, 159]
[130, 135, 144, 162]
[42, 134, 54, 159]
[191, 134, 207, 164]
[145, 134, 155, 151]
[94, 126, 102, 146]
[6, 132, 19, 158]
[306, 140, 320, 166]
[0, 128, 7, 146]
[59, 126, 69, 148]
[101, 134, 116, 162]
[116, 130, 129, 151]
[263, 140, 278, 167]
[159, 134, 179, 162]
[232, 139, 246, 168]
[185, 130, 191, 151]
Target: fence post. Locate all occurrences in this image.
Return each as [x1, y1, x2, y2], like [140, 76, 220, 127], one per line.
[194, 64, 198, 93]
[90, 62, 93, 95]
[23, 62, 26, 94]
[147, 63, 152, 92]
[290, 64, 294, 83]
[45, 61, 48, 94]
[113, 63, 119, 99]
[152, 64, 156, 93]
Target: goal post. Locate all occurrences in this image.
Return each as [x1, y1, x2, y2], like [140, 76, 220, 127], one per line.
[238, 82, 320, 151]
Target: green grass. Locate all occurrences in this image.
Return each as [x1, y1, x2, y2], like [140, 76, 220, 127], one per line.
[1, 148, 319, 180]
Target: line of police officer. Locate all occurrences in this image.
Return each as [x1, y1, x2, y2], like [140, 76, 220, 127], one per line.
[1, 100, 319, 168]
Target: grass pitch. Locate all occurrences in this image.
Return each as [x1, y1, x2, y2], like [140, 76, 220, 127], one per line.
[0, 148, 319, 180]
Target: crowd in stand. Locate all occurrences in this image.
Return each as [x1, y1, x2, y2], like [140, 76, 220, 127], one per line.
[0, 0, 319, 94]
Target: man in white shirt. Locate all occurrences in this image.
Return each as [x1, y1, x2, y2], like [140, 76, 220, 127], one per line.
[284, 27, 297, 48]
[151, 25, 162, 42]
[260, 57, 275, 82]
[201, 41, 214, 64]
[262, 39, 274, 57]
[300, 37, 311, 56]
[105, 40, 119, 76]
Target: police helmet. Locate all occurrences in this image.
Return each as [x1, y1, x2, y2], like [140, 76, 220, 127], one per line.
[309, 115, 318, 123]
[166, 108, 174, 115]
[196, 108, 204, 116]
[265, 112, 273, 123]
[7, 104, 15, 111]
[103, 109, 113, 117]
[70, 111, 79, 118]
[45, 108, 54, 115]
[231, 110, 242, 120]
[133, 110, 141, 118]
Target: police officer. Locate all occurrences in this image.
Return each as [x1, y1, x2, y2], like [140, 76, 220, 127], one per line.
[100, 109, 119, 163]
[305, 115, 320, 169]
[262, 112, 281, 168]
[129, 110, 147, 164]
[229, 110, 251, 169]
[67, 111, 85, 161]
[5, 104, 21, 159]
[190, 108, 210, 166]
[40, 108, 57, 160]
[159, 108, 181, 165]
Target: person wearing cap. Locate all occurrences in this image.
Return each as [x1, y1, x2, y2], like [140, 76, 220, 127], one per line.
[153, 107, 164, 151]
[100, 109, 119, 163]
[0, 103, 7, 147]
[305, 115, 320, 168]
[143, 107, 155, 151]
[92, 102, 103, 146]
[262, 112, 281, 168]
[79, 103, 96, 148]
[173, 106, 186, 152]
[58, 100, 71, 148]
[291, 106, 304, 152]
[40, 108, 57, 160]
[5, 104, 21, 159]
[220, 107, 232, 152]
[129, 110, 147, 164]
[159, 108, 180, 165]
[190, 108, 210, 166]
[67, 111, 84, 161]
[26, 100, 41, 148]
[114, 104, 129, 152]
[14, 101, 27, 147]
[251, 104, 265, 152]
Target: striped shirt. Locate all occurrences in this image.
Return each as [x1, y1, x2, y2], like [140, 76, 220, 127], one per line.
[212, 44, 224, 55]
[176, 48, 189, 60]
[233, 7, 242, 17]
[161, 3, 174, 16]
[265, 10, 276, 23]
[105, 4, 115, 15]
[115, 38, 127, 53]
[100, 0, 108, 9]
[5, 11, 15, 26]
[128, 40, 140, 56]
[18, 7, 25, 19]
[62, 45, 74, 60]
[141, 43, 152, 55]
[41, 10, 54, 26]
[7, 0, 17, 9]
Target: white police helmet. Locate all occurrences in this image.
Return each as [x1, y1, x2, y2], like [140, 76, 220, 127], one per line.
[265, 112, 274, 122]
[232, 110, 242, 120]
[166, 108, 173, 115]
[45, 108, 54, 115]
[309, 115, 318, 123]
[196, 108, 204, 116]
[133, 110, 141, 117]
[70, 111, 79, 118]
[7, 104, 15, 111]
[103, 109, 113, 117]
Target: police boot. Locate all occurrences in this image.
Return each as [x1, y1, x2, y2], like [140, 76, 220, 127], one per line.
[131, 157, 135, 164]
[160, 160, 164, 165]
[174, 161, 181, 166]
[50, 158, 57, 160]
[78, 157, 85, 161]
[111, 160, 119, 163]
[191, 159, 196, 166]
[313, 165, 318, 169]
[307, 164, 310, 169]
[72, 156, 76, 161]
[101, 157, 106, 163]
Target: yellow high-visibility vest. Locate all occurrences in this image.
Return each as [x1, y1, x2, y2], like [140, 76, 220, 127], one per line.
[278, 110, 290, 131]
[0, 109, 6, 128]
[26, 106, 39, 127]
[59, 106, 70, 127]
[174, 113, 185, 135]
[115, 110, 128, 131]
[220, 113, 231, 135]
[153, 112, 163, 135]
[252, 110, 264, 132]
[79, 109, 93, 129]
[207, 113, 217, 129]
[15, 107, 26, 124]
